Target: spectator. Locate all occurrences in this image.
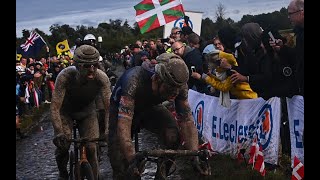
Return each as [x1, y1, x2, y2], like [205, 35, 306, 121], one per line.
[135, 40, 143, 49]
[148, 39, 160, 60]
[20, 57, 27, 71]
[269, 0, 304, 155]
[46, 63, 62, 101]
[142, 39, 148, 49]
[16, 66, 28, 138]
[270, 0, 304, 96]
[230, 22, 273, 100]
[130, 44, 144, 67]
[187, 33, 209, 73]
[172, 41, 208, 94]
[213, 37, 225, 52]
[170, 27, 182, 42]
[191, 50, 258, 108]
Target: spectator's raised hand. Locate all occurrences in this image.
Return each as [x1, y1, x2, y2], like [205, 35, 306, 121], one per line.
[230, 70, 248, 84]
[191, 72, 201, 80]
[269, 39, 283, 52]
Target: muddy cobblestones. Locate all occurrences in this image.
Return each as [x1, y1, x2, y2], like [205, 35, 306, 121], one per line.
[16, 110, 186, 179]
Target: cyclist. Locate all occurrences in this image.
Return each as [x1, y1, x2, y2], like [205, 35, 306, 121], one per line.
[82, 33, 112, 147]
[108, 53, 210, 179]
[83, 33, 97, 47]
[50, 45, 111, 180]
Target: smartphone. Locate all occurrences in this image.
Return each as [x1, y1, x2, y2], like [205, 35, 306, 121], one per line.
[191, 66, 196, 72]
[268, 31, 276, 43]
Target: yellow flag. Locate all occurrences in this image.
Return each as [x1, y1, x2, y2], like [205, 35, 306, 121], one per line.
[17, 53, 22, 61]
[56, 40, 73, 58]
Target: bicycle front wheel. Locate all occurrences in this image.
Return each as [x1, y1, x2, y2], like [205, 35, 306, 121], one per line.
[69, 150, 74, 180]
[80, 162, 94, 180]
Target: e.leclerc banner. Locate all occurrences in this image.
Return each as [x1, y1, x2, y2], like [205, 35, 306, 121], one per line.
[188, 89, 281, 165]
[286, 95, 304, 167]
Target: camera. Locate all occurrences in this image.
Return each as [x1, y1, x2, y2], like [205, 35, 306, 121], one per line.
[160, 38, 170, 43]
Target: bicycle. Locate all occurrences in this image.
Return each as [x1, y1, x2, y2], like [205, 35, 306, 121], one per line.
[130, 131, 216, 179]
[128, 148, 215, 179]
[68, 120, 105, 180]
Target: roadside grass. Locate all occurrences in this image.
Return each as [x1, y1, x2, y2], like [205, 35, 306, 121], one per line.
[178, 152, 292, 180]
[20, 104, 50, 133]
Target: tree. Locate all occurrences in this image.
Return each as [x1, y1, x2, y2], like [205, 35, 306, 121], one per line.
[201, 18, 217, 40]
[215, 2, 226, 21]
[214, 2, 235, 29]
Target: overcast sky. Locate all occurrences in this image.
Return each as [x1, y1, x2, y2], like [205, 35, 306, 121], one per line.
[16, 0, 290, 37]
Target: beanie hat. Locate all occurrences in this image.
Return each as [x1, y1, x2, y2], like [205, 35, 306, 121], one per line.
[73, 45, 100, 64]
[155, 53, 189, 87]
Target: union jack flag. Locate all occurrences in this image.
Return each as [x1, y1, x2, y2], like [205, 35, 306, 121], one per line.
[17, 31, 46, 58]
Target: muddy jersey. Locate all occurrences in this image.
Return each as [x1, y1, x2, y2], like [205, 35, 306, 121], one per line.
[52, 66, 110, 113]
[109, 66, 190, 134]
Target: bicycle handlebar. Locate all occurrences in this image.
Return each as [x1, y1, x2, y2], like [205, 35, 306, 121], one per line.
[68, 137, 106, 143]
[134, 149, 216, 166]
[141, 149, 211, 159]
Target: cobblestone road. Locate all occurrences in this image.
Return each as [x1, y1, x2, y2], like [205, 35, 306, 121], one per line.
[16, 111, 185, 180]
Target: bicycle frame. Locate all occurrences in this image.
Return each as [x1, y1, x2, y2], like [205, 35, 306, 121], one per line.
[132, 132, 216, 179]
[69, 120, 104, 180]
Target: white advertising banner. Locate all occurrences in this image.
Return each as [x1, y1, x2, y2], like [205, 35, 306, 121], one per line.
[286, 95, 304, 166]
[188, 90, 281, 165]
[163, 11, 203, 38]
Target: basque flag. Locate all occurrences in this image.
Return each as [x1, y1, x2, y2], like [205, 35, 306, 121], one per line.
[134, 0, 185, 34]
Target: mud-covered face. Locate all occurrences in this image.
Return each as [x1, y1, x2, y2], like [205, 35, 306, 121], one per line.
[77, 63, 99, 79]
[152, 74, 180, 101]
[160, 82, 180, 101]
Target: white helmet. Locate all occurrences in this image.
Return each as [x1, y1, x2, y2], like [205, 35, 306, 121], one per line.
[84, 34, 96, 41]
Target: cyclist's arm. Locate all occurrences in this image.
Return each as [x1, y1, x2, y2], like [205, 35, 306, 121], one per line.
[50, 69, 68, 134]
[175, 85, 199, 151]
[117, 95, 136, 162]
[97, 69, 112, 136]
